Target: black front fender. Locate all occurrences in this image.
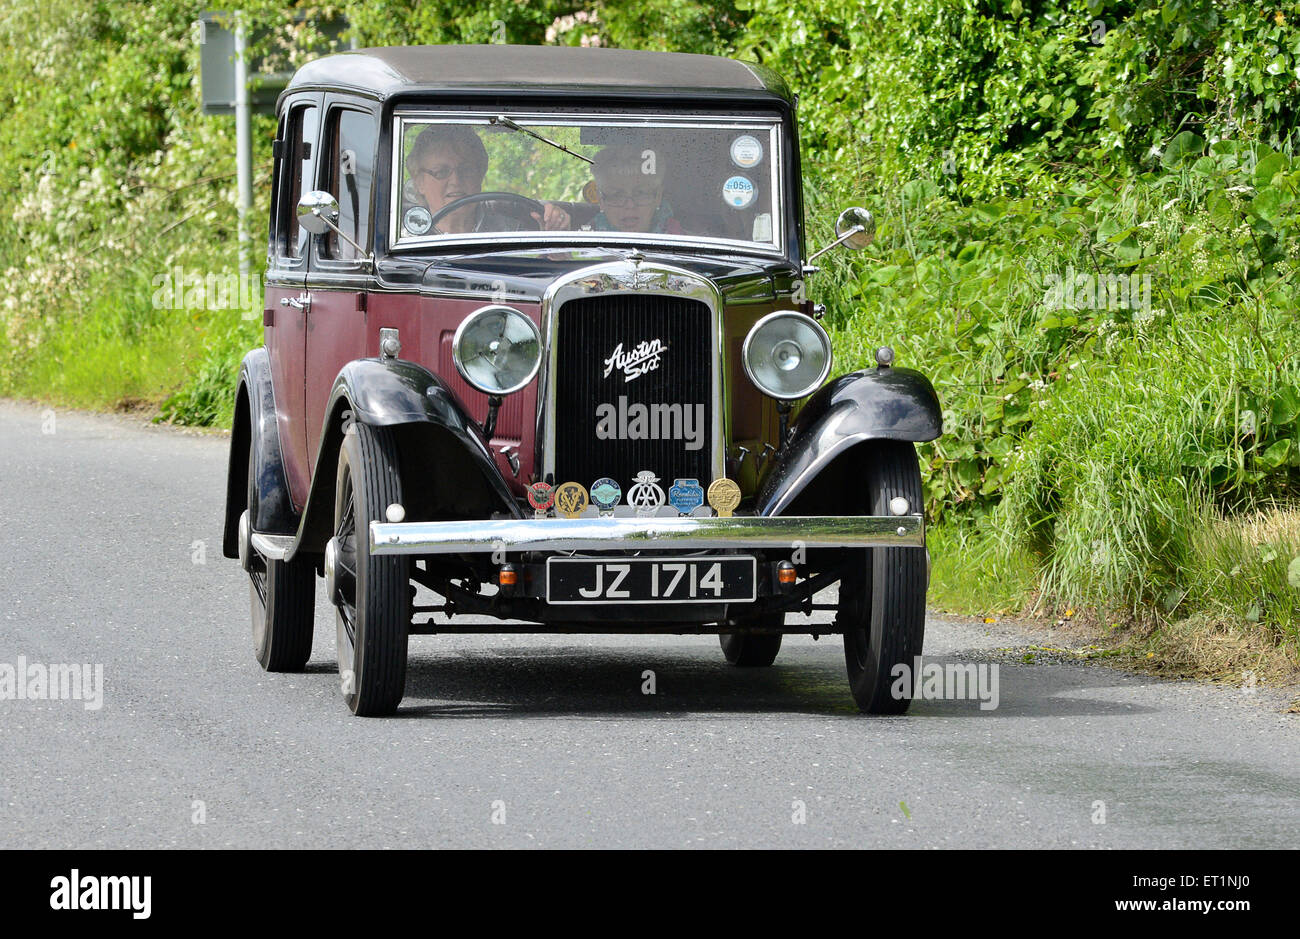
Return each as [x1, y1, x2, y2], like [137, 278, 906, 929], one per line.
[757, 366, 942, 516]
[289, 358, 522, 559]
[222, 348, 298, 558]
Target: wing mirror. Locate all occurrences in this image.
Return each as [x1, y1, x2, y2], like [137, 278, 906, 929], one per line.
[297, 190, 371, 263]
[804, 206, 876, 272]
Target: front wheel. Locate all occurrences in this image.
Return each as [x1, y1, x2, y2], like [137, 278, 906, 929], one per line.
[839, 442, 927, 714]
[331, 423, 411, 716]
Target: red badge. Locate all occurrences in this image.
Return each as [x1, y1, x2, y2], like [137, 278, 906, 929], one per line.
[527, 482, 555, 516]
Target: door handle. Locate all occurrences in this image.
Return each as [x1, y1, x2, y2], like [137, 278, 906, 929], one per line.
[280, 292, 311, 312]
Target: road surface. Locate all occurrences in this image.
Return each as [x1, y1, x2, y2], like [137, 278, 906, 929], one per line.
[1, 400, 1296, 848]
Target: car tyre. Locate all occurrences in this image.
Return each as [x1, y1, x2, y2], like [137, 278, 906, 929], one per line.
[247, 445, 315, 672]
[719, 614, 783, 666]
[332, 423, 411, 716]
[839, 442, 926, 714]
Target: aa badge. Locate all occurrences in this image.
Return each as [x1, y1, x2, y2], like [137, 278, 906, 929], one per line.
[627, 470, 666, 517]
[555, 481, 589, 519]
[707, 478, 741, 518]
[527, 482, 555, 518]
[590, 477, 622, 517]
[668, 478, 705, 516]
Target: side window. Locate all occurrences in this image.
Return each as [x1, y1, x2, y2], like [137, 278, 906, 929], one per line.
[281, 103, 319, 260]
[322, 109, 375, 260]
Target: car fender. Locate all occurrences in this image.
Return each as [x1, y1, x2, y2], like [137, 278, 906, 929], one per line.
[287, 358, 523, 560]
[222, 349, 299, 559]
[756, 366, 942, 517]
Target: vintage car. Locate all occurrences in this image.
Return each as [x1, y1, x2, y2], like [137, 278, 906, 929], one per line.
[221, 45, 941, 716]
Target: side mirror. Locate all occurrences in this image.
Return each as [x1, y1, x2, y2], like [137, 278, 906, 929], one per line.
[835, 206, 876, 249]
[297, 190, 340, 235]
[804, 205, 876, 271]
[297, 190, 370, 262]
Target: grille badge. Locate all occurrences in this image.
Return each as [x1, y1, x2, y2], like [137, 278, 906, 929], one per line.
[627, 471, 666, 517]
[602, 339, 668, 383]
[707, 478, 742, 518]
[668, 479, 705, 516]
[527, 482, 555, 519]
[555, 482, 590, 519]
[591, 477, 622, 517]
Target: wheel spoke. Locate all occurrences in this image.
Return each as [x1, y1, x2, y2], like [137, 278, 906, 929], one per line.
[251, 568, 267, 605]
[338, 601, 356, 644]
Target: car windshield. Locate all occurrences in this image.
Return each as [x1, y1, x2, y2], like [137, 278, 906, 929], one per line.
[390, 110, 783, 252]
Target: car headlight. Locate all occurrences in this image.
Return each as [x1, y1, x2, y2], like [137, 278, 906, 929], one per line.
[452, 305, 542, 396]
[741, 310, 832, 400]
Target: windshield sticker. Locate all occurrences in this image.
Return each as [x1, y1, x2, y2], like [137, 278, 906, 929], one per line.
[722, 175, 756, 209]
[730, 135, 763, 168]
[403, 205, 432, 235]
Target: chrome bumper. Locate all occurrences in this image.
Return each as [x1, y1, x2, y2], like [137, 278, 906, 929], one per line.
[369, 514, 924, 555]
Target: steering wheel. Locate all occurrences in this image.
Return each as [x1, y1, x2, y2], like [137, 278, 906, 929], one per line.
[427, 191, 544, 232]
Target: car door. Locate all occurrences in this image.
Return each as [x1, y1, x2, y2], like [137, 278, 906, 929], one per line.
[304, 96, 379, 472]
[264, 92, 321, 511]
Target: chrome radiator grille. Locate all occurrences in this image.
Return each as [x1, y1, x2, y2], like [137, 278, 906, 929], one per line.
[553, 294, 713, 490]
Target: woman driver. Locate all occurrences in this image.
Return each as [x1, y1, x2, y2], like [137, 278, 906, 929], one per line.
[407, 125, 534, 235]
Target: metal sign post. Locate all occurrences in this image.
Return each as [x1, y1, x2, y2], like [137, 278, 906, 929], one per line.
[198, 11, 350, 273]
[232, 14, 252, 274]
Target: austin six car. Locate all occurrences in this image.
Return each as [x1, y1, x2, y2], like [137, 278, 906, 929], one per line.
[222, 45, 942, 715]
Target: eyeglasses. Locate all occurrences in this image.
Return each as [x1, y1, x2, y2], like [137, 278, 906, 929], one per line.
[415, 162, 478, 183]
[598, 188, 661, 208]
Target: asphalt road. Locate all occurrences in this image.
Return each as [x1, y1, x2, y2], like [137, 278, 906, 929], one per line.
[1, 399, 1297, 849]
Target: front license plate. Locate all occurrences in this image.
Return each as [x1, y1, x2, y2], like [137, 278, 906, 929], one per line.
[546, 556, 757, 605]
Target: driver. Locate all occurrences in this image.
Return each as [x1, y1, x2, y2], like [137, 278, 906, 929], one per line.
[407, 125, 533, 234]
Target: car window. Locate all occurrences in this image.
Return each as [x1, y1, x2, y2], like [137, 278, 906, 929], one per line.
[392, 112, 782, 252]
[322, 108, 375, 261]
[281, 102, 320, 261]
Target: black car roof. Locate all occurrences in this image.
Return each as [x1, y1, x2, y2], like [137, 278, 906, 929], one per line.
[285, 44, 792, 104]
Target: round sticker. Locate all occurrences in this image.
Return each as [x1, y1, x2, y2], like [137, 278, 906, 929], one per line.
[722, 175, 756, 210]
[730, 135, 764, 168]
[404, 205, 432, 235]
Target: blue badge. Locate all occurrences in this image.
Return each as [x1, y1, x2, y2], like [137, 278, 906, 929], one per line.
[590, 477, 622, 514]
[668, 478, 705, 516]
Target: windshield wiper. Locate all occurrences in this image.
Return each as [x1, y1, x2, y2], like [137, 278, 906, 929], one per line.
[489, 114, 593, 165]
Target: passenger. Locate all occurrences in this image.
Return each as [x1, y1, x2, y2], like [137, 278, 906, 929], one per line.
[539, 144, 682, 234]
